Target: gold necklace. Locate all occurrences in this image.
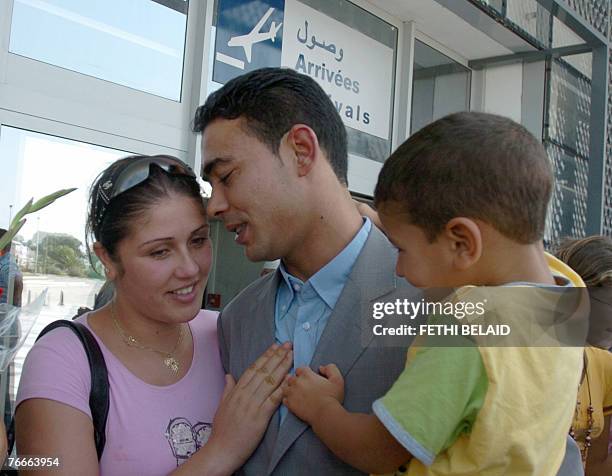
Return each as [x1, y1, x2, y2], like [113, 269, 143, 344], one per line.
[569, 352, 594, 464]
[111, 302, 184, 373]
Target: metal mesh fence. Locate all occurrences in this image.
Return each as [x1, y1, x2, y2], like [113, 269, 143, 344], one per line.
[552, 0, 610, 237]
[468, 0, 609, 238]
[546, 142, 589, 242]
[545, 59, 591, 241]
[506, 0, 551, 46]
[603, 39, 612, 235]
[565, 0, 609, 37]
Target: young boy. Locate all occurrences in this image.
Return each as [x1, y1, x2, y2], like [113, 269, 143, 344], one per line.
[282, 112, 585, 475]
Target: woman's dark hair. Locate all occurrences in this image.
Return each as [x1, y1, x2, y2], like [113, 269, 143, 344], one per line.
[555, 235, 612, 287]
[85, 155, 204, 270]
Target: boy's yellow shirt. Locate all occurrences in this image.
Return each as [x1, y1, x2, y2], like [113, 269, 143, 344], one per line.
[373, 253, 585, 476]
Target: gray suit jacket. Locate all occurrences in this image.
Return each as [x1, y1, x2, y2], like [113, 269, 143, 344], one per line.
[217, 225, 419, 475]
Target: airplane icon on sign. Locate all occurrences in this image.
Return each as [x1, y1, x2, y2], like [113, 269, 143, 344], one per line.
[227, 7, 282, 63]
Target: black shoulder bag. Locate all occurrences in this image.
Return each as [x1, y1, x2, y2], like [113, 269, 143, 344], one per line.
[6, 320, 109, 460]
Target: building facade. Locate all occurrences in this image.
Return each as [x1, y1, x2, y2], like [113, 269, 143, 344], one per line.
[0, 0, 610, 304]
[0, 0, 610, 408]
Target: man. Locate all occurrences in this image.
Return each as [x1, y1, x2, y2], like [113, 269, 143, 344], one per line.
[194, 67, 418, 475]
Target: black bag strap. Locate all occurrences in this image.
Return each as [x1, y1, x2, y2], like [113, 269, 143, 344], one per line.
[7, 320, 109, 460]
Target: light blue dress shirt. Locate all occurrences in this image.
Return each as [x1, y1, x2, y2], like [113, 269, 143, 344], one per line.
[275, 217, 372, 422]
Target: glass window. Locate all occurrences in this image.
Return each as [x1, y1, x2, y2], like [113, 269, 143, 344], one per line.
[0, 126, 129, 399]
[9, 0, 188, 101]
[552, 17, 592, 80]
[547, 59, 591, 158]
[546, 142, 589, 242]
[410, 40, 471, 135]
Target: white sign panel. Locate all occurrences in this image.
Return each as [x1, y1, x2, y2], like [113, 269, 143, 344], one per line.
[281, 0, 394, 140]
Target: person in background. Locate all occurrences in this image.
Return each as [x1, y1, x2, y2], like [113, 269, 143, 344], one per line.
[93, 280, 114, 310]
[283, 112, 584, 475]
[556, 236, 612, 476]
[16, 155, 292, 475]
[0, 229, 23, 308]
[0, 228, 23, 436]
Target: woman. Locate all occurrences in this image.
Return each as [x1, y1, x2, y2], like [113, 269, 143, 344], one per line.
[557, 236, 612, 476]
[15, 155, 292, 475]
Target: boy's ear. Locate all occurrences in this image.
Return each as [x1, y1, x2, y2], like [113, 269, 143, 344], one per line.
[93, 242, 119, 281]
[442, 217, 482, 270]
[285, 124, 319, 177]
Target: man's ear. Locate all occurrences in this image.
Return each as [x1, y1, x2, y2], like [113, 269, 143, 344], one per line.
[93, 242, 119, 281]
[285, 124, 319, 177]
[442, 217, 482, 270]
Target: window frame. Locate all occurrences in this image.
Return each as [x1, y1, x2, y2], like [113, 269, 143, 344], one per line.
[0, 0, 205, 156]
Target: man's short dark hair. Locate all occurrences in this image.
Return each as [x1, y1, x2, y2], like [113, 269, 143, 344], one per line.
[193, 67, 348, 185]
[374, 112, 553, 244]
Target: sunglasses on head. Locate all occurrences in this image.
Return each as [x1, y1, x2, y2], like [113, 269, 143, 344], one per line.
[95, 155, 197, 227]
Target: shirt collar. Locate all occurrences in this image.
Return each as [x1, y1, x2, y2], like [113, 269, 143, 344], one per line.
[278, 217, 372, 308]
[502, 253, 577, 288]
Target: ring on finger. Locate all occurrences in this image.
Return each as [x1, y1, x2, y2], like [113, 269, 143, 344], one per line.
[264, 375, 275, 385]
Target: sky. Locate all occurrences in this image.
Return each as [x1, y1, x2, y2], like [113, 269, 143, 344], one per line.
[0, 127, 127, 246]
[1, 0, 191, 246]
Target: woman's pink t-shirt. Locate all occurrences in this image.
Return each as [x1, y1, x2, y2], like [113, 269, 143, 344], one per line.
[17, 310, 225, 475]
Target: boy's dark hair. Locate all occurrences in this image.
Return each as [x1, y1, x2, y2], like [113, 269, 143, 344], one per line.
[193, 67, 348, 185]
[374, 112, 553, 244]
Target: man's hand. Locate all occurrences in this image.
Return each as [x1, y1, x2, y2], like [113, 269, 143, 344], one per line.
[283, 364, 344, 424]
[353, 200, 383, 230]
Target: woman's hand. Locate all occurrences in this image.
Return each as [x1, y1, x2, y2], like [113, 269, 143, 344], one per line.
[174, 343, 293, 475]
[211, 342, 292, 456]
